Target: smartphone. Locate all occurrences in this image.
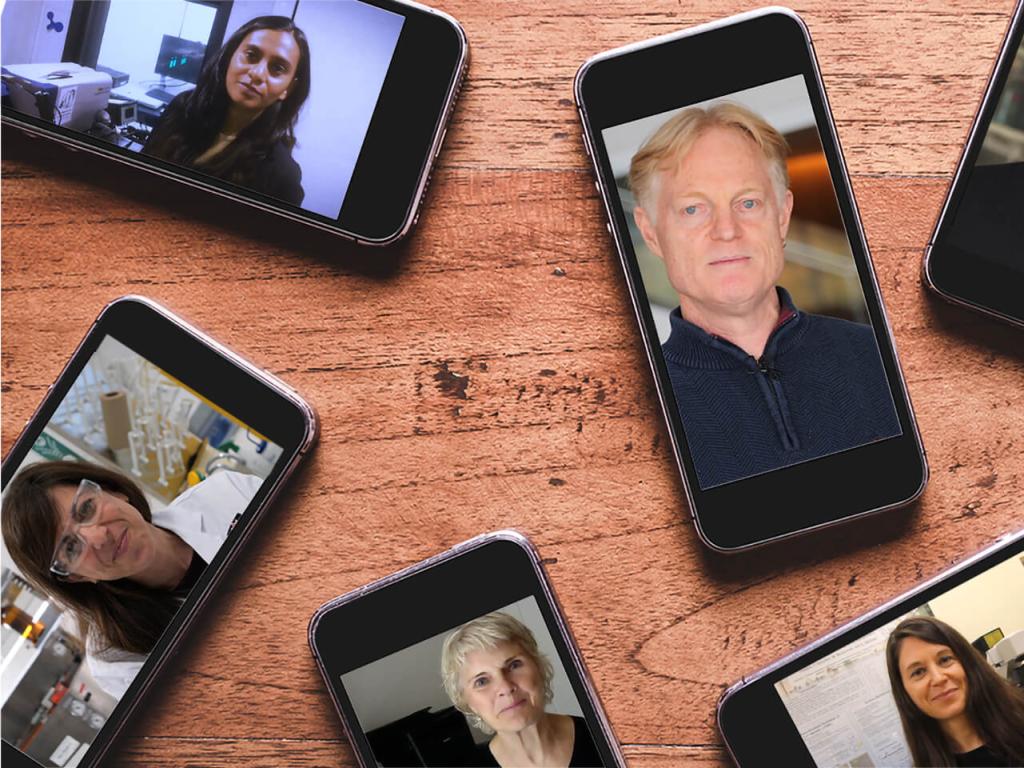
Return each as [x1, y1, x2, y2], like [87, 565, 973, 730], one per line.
[0, 0, 467, 245]
[1, 296, 317, 768]
[924, 0, 1024, 327]
[717, 529, 1024, 767]
[308, 531, 626, 768]
[574, 8, 927, 551]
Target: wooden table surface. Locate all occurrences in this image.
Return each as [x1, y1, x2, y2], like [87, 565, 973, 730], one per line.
[3, 1, 1023, 765]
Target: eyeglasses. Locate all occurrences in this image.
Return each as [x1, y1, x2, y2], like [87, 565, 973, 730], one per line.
[50, 479, 103, 578]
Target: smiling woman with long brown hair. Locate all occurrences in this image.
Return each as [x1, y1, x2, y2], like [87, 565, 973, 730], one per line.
[886, 616, 1024, 767]
[143, 15, 311, 205]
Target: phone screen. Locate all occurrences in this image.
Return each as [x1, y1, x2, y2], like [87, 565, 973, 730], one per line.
[1, 334, 287, 766]
[773, 549, 1024, 767]
[940, 32, 1024, 275]
[1, 0, 405, 220]
[338, 595, 607, 767]
[598, 73, 901, 490]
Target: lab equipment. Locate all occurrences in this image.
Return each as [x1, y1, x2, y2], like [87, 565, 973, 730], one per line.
[153, 35, 206, 85]
[988, 630, 1024, 686]
[147, 34, 206, 104]
[2, 63, 112, 131]
[50, 350, 204, 500]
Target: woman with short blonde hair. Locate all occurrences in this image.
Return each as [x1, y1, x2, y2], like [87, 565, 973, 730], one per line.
[441, 611, 602, 767]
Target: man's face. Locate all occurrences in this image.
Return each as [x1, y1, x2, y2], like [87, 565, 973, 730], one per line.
[634, 126, 793, 316]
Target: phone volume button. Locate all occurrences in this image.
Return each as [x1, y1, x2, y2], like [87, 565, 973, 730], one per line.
[581, 131, 593, 158]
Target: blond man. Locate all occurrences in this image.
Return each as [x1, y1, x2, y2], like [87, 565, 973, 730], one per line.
[630, 103, 899, 488]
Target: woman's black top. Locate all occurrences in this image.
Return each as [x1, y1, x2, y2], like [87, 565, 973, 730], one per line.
[472, 716, 604, 767]
[170, 550, 208, 601]
[954, 744, 1012, 767]
[564, 716, 602, 767]
[142, 92, 305, 206]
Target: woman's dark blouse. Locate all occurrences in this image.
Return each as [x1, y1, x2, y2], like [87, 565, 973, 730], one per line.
[472, 716, 603, 767]
[142, 92, 305, 206]
[170, 550, 207, 601]
[954, 744, 1013, 767]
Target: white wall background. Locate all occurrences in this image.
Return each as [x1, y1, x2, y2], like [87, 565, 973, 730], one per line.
[226, 0, 405, 218]
[287, 0, 404, 218]
[1, 0, 73, 65]
[341, 596, 584, 737]
[224, 1, 298, 39]
[930, 554, 1024, 643]
[98, 0, 218, 87]
[600, 75, 815, 182]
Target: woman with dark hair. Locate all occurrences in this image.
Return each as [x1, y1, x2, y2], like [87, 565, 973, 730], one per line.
[2, 460, 260, 697]
[143, 15, 311, 205]
[886, 616, 1024, 767]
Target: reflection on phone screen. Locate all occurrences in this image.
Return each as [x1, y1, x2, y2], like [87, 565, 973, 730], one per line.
[945, 37, 1024, 273]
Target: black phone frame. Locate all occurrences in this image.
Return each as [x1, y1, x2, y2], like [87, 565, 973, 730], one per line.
[1, 296, 317, 768]
[308, 531, 626, 768]
[0, 0, 467, 246]
[716, 529, 1024, 767]
[924, 0, 1024, 327]
[574, 8, 927, 552]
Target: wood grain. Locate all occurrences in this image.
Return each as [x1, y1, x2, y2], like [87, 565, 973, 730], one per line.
[3, 1, 1023, 766]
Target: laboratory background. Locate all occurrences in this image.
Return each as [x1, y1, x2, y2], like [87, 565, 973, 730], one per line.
[1, 335, 281, 767]
[0, 0, 406, 218]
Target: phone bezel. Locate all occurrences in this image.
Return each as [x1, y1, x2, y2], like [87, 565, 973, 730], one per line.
[0, 0, 467, 246]
[716, 529, 1024, 767]
[924, 0, 1024, 328]
[1, 296, 318, 768]
[574, 7, 927, 552]
[307, 531, 626, 768]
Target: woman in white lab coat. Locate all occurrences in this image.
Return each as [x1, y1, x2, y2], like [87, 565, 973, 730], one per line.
[2, 461, 262, 698]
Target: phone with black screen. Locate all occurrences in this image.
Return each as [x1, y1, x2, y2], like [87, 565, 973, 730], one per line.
[1, 297, 317, 768]
[718, 529, 1024, 767]
[925, 0, 1024, 327]
[574, 8, 927, 551]
[0, 0, 466, 245]
[308, 531, 626, 768]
